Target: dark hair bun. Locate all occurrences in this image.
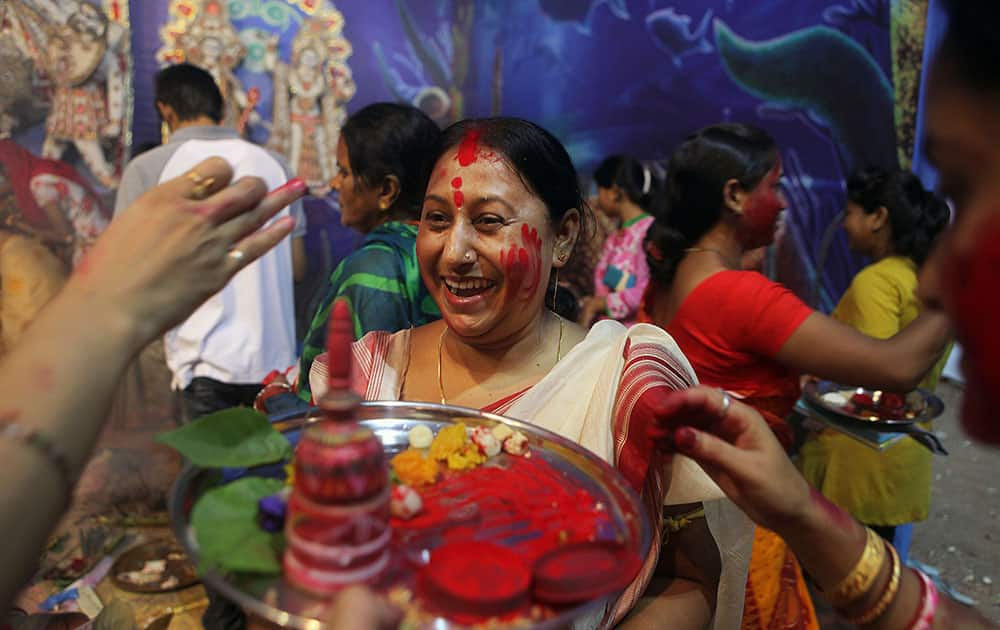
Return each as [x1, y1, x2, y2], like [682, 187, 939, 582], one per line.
[847, 167, 950, 266]
[643, 219, 689, 287]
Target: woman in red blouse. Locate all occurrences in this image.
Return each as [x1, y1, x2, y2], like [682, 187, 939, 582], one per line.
[639, 123, 952, 629]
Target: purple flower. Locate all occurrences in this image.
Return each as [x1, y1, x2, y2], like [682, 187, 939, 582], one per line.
[257, 493, 287, 533]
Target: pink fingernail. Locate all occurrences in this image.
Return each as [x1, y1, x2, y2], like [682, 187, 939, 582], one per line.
[275, 178, 306, 194]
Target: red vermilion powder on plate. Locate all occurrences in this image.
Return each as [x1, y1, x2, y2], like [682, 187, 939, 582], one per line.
[390, 450, 645, 622]
[532, 541, 642, 605]
[420, 540, 530, 617]
[394, 454, 610, 563]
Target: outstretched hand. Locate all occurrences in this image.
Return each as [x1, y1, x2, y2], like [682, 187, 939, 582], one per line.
[67, 157, 306, 348]
[649, 386, 812, 532]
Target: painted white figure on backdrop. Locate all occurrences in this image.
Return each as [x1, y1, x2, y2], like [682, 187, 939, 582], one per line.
[177, 0, 251, 129]
[266, 16, 355, 195]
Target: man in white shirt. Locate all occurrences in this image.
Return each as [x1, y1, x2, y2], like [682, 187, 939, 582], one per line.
[115, 63, 304, 420]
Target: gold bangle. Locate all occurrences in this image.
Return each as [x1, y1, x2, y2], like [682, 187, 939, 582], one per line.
[827, 526, 885, 607]
[846, 541, 901, 625]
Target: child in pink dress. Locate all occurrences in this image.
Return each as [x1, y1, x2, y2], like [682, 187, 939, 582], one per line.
[580, 155, 657, 327]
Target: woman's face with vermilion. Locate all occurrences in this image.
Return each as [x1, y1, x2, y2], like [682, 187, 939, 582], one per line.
[417, 130, 556, 346]
[740, 158, 786, 249]
[918, 55, 1000, 445]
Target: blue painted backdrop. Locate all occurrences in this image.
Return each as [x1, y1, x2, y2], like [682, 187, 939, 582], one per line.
[130, 0, 899, 309]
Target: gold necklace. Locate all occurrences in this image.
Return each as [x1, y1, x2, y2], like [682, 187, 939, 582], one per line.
[437, 315, 564, 405]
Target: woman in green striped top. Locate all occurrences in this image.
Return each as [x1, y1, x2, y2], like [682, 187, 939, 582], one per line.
[298, 103, 441, 402]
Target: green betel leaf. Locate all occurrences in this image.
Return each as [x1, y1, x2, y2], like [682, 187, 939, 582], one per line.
[191, 477, 286, 575]
[155, 408, 292, 468]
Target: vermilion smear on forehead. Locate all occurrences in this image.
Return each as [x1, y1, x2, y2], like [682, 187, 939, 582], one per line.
[456, 129, 484, 167]
[451, 176, 464, 208]
[499, 224, 542, 302]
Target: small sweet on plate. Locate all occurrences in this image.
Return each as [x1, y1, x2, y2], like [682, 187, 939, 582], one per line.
[470, 426, 501, 457]
[492, 423, 514, 442]
[390, 484, 423, 520]
[408, 425, 434, 449]
[503, 430, 529, 456]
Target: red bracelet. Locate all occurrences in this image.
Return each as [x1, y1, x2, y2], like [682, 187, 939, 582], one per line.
[909, 569, 939, 630]
[254, 381, 293, 412]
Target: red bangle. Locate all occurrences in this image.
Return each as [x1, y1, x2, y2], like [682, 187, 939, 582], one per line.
[254, 382, 293, 412]
[908, 569, 939, 630]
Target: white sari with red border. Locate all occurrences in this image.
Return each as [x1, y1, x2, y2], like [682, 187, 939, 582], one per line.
[312, 320, 752, 629]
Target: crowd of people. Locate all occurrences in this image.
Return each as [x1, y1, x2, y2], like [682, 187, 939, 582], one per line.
[1, 0, 998, 628]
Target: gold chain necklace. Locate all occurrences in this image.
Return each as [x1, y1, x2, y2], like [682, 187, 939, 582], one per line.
[437, 315, 565, 405]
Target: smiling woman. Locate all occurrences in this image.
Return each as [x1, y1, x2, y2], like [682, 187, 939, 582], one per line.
[309, 117, 754, 629]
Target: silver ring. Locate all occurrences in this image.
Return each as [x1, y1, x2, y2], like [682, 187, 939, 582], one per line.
[720, 390, 732, 418]
[227, 248, 245, 262]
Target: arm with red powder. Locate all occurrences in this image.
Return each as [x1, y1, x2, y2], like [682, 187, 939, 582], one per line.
[0, 158, 305, 610]
[651, 387, 995, 629]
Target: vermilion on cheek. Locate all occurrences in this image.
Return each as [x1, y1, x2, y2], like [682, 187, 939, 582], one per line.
[744, 192, 783, 243]
[946, 217, 1000, 444]
[499, 224, 542, 302]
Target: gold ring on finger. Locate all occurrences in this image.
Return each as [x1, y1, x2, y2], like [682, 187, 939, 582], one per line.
[186, 170, 216, 200]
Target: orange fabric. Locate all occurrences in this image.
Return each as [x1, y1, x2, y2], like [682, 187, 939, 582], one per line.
[742, 527, 820, 630]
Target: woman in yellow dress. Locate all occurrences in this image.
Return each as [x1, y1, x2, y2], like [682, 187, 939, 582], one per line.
[799, 167, 951, 560]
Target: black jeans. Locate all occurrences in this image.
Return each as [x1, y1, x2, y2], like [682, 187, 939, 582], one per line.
[181, 377, 262, 422]
[181, 377, 261, 630]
